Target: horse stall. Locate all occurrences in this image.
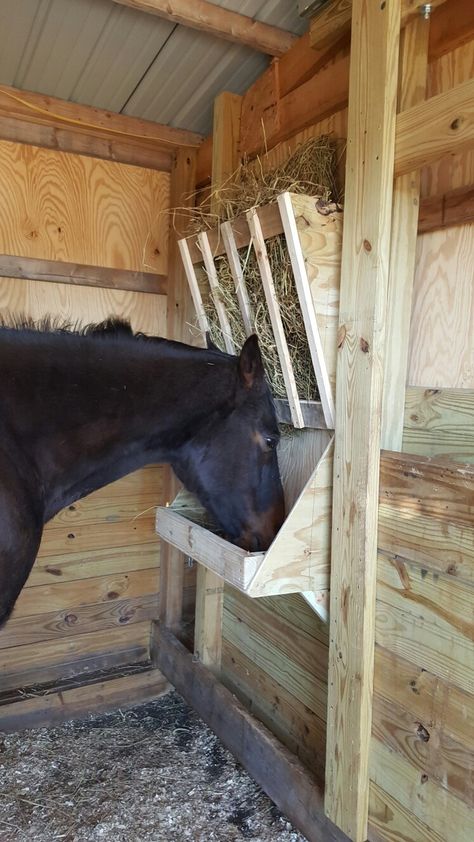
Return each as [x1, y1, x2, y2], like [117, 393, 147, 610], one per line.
[0, 1, 473, 841]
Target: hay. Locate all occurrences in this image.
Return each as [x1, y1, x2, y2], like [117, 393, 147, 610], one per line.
[183, 136, 342, 402]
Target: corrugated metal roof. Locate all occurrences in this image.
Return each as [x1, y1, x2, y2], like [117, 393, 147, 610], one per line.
[0, 0, 306, 134]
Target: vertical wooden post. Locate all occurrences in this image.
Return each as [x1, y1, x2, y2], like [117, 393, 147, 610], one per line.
[382, 16, 429, 450]
[160, 147, 197, 634]
[325, 2, 401, 841]
[193, 92, 242, 673]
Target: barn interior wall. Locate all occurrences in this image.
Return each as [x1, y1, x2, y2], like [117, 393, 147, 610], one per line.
[0, 139, 185, 697]
[214, 23, 474, 830]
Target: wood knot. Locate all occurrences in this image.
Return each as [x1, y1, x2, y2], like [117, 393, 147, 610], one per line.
[416, 724, 430, 742]
[64, 613, 78, 626]
[337, 324, 347, 349]
[420, 773, 429, 784]
[363, 239, 372, 252]
[360, 337, 370, 353]
[107, 591, 120, 600]
[450, 117, 462, 131]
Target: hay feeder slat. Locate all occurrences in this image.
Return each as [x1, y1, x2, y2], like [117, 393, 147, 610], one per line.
[156, 192, 343, 620]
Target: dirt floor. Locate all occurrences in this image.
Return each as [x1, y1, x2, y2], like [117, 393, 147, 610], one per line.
[0, 691, 308, 841]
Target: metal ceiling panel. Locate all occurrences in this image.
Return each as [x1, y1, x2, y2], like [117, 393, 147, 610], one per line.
[0, 0, 307, 134]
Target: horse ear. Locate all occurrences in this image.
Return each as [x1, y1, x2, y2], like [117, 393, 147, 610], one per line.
[239, 335, 264, 390]
[205, 332, 221, 352]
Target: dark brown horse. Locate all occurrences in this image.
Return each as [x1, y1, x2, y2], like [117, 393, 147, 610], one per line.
[0, 318, 284, 626]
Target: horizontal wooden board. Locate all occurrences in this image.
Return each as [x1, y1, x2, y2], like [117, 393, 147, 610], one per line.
[372, 690, 473, 807]
[369, 780, 445, 842]
[375, 560, 473, 697]
[417, 184, 474, 234]
[374, 645, 473, 751]
[403, 387, 474, 462]
[11, 568, 159, 620]
[186, 202, 283, 264]
[379, 451, 474, 583]
[0, 668, 169, 732]
[0, 254, 167, 294]
[223, 591, 328, 722]
[0, 139, 169, 273]
[27, 544, 161, 588]
[370, 738, 474, 842]
[0, 622, 151, 684]
[37, 514, 159, 560]
[222, 638, 326, 782]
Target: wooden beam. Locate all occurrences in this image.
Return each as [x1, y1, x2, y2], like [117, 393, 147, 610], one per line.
[418, 184, 474, 233]
[310, 0, 447, 53]
[0, 84, 202, 170]
[113, 0, 297, 56]
[429, 0, 474, 61]
[210, 92, 241, 213]
[403, 386, 474, 462]
[0, 668, 169, 732]
[0, 254, 167, 295]
[395, 77, 474, 177]
[153, 626, 350, 842]
[160, 148, 198, 634]
[382, 16, 429, 450]
[325, 1, 401, 839]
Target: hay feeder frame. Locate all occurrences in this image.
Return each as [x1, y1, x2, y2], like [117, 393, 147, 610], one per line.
[156, 192, 343, 619]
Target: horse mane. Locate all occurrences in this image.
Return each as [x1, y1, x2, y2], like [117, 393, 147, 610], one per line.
[0, 315, 154, 342]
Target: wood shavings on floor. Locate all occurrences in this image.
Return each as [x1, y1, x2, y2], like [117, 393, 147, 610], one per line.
[0, 691, 308, 842]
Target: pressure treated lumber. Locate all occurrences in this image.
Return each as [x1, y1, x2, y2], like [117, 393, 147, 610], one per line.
[382, 17, 429, 450]
[153, 627, 350, 842]
[418, 184, 474, 233]
[210, 93, 242, 212]
[403, 386, 474, 461]
[160, 148, 198, 634]
[325, 1, 401, 838]
[395, 77, 474, 177]
[0, 669, 169, 732]
[0, 254, 167, 295]
[309, 0, 447, 52]
[113, 0, 296, 56]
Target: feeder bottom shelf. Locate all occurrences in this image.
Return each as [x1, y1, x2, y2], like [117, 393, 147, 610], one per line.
[155, 437, 334, 602]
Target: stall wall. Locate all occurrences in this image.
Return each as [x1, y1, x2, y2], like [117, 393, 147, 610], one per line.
[0, 140, 191, 695]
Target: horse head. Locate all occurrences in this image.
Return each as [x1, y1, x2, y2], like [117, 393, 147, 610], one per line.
[172, 336, 285, 552]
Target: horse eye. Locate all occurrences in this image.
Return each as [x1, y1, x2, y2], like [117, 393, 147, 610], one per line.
[264, 437, 277, 450]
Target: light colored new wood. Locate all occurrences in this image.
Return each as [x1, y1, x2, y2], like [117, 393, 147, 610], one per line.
[248, 437, 334, 598]
[309, 0, 447, 52]
[197, 230, 235, 353]
[408, 225, 474, 389]
[325, 0, 401, 837]
[279, 192, 342, 428]
[370, 738, 474, 842]
[156, 508, 263, 591]
[221, 220, 254, 336]
[0, 669, 170, 732]
[186, 202, 283, 264]
[194, 565, 224, 674]
[177, 237, 210, 335]
[0, 140, 169, 274]
[375, 554, 474, 697]
[246, 206, 304, 428]
[369, 780, 446, 842]
[382, 16, 429, 450]
[160, 148, 198, 633]
[395, 77, 474, 177]
[403, 386, 474, 462]
[113, 0, 296, 56]
[379, 450, 474, 585]
[210, 93, 242, 216]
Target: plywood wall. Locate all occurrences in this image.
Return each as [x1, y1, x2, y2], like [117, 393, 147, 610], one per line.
[0, 141, 173, 694]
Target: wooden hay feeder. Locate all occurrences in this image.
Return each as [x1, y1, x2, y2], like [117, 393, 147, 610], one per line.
[156, 192, 343, 618]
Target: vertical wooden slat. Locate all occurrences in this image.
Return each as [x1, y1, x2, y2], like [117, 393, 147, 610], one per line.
[178, 237, 210, 336]
[221, 219, 255, 336]
[160, 148, 198, 634]
[325, 1, 401, 840]
[382, 16, 430, 450]
[197, 230, 236, 353]
[277, 191, 336, 429]
[246, 206, 305, 429]
[194, 93, 241, 673]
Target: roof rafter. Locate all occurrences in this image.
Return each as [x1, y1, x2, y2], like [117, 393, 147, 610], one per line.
[112, 0, 297, 56]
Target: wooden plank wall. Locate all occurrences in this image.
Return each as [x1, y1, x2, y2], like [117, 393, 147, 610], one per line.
[0, 140, 185, 694]
[217, 12, 474, 839]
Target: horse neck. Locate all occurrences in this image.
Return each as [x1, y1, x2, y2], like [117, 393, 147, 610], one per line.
[4, 333, 237, 519]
